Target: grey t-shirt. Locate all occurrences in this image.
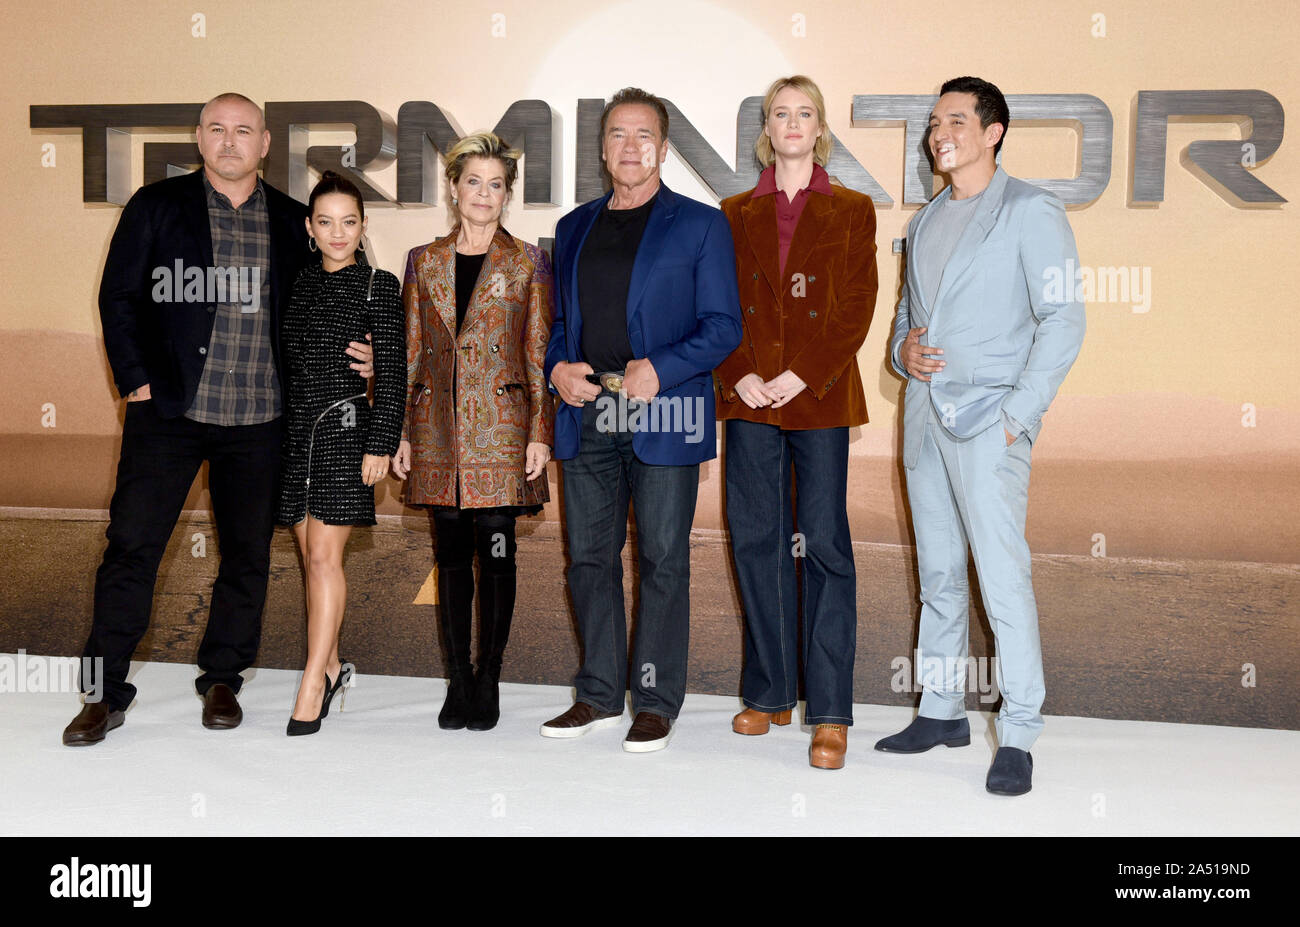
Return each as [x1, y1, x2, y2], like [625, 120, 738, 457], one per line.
[918, 189, 983, 310]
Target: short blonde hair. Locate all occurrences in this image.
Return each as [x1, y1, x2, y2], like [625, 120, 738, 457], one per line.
[444, 131, 522, 200]
[755, 75, 832, 168]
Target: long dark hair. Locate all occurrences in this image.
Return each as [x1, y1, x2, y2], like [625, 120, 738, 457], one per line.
[308, 170, 370, 266]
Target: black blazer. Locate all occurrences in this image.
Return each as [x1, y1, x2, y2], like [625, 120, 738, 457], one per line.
[98, 169, 309, 418]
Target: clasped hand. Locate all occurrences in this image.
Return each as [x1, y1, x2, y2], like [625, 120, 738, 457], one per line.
[553, 357, 659, 406]
[734, 369, 807, 409]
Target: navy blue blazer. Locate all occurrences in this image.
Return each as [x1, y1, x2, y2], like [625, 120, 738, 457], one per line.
[544, 183, 742, 465]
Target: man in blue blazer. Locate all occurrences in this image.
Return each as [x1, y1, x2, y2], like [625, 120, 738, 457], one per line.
[878, 77, 1085, 794]
[541, 88, 742, 752]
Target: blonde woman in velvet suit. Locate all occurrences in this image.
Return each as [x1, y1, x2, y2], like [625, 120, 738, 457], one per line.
[715, 76, 879, 769]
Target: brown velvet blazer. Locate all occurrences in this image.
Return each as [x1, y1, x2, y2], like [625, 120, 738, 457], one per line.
[401, 227, 555, 508]
[715, 181, 878, 429]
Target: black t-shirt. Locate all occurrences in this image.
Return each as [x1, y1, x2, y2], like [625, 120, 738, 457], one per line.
[455, 250, 487, 333]
[578, 193, 657, 371]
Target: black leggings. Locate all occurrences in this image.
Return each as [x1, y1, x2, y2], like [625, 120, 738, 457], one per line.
[431, 507, 518, 577]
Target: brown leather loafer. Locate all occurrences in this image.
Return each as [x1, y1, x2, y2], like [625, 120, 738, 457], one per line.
[810, 723, 847, 769]
[539, 702, 623, 738]
[62, 702, 125, 746]
[732, 707, 794, 735]
[201, 684, 243, 729]
[623, 711, 673, 753]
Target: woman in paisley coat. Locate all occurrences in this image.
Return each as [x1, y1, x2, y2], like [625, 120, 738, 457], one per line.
[277, 171, 406, 735]
[392, 132, 554, 732]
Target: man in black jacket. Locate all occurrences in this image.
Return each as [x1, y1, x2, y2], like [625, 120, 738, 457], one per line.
[63, 93, 372, 745]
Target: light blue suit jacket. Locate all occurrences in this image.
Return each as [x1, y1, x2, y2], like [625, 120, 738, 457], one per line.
[890, 167, 1085, 468]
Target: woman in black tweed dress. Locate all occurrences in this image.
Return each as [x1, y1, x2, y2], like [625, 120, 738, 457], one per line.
[276, 171, 405, 735]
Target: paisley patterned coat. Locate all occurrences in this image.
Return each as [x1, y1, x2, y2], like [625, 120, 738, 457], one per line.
[401, 227, 555, 508]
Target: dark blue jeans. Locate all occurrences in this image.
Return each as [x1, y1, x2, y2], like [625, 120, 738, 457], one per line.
[725, 420, 856, 724]
[560, 400, 699, 719]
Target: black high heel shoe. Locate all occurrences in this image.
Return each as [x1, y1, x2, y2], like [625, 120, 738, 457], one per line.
[321, 661, 355, 719]
[286, 675, 329, 737]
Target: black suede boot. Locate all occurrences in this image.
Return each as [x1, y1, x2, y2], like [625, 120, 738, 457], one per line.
[436, 564, 475, 730]
[466, 568, 516, 731]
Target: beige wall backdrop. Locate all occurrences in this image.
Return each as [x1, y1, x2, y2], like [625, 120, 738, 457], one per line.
[3, 0, 1298, 564]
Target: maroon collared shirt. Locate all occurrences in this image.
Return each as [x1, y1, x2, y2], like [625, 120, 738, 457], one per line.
[750, 162, 834, 276]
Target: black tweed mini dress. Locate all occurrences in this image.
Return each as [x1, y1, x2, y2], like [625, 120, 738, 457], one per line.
[276, 260, 406, 526]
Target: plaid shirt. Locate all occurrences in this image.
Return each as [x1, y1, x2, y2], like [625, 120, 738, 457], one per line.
[186, 174, 279, 425]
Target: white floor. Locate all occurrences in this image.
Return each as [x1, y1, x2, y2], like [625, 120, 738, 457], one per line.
[3, 657, 1297, 836]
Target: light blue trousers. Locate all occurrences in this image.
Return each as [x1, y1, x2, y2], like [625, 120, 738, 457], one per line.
[905, 416, 1045, 750]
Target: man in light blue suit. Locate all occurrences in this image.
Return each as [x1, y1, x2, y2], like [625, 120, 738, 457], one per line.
[877, 77, 1085, 794]
[540, 88, 742, 752]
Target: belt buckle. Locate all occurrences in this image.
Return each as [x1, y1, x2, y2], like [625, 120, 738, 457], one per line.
[599, 373, 624, 393]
